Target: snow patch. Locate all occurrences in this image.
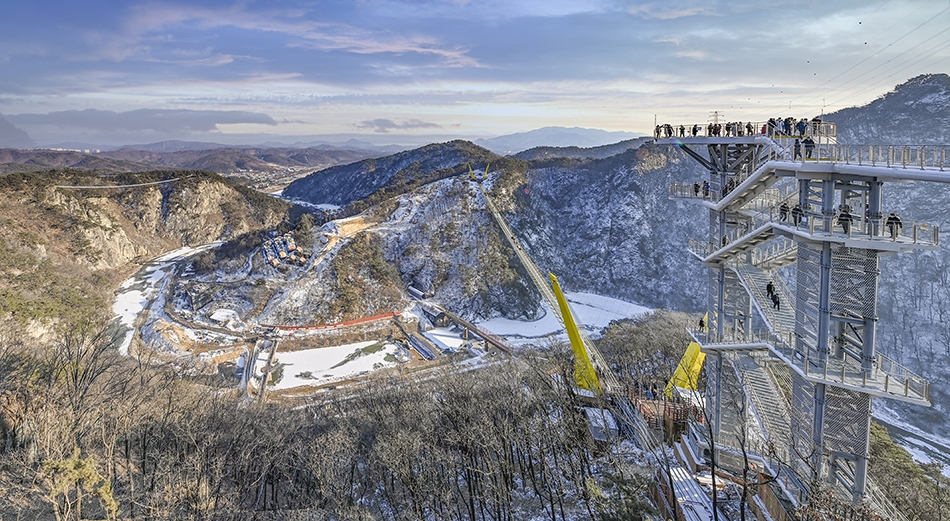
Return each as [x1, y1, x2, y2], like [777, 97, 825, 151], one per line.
[111, 242, 223, 355]
[477, 292, 651, 338]
[423, 327, 467, 352]
[270, 340, 400, 390]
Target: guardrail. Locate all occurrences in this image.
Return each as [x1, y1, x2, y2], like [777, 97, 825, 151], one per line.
[687, 211, 939, 257]
[765, 205, 939, 247]
[766, 144, 949, 170]
[769, 331, 930, 402]
[655, 121, 837, 140]
[691, 327, 930, 402]
[878, 354, 931, 402]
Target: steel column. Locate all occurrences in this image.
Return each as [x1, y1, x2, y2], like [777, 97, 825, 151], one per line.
[812, 383, 827, 483]
[853, 396, 872, 501]
[868, 180, 882, 236]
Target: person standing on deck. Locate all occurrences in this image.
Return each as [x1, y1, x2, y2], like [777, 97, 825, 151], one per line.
[886, 213, 903, 239]
[838, 208, 854, 235]
[792, 204, 804, 226]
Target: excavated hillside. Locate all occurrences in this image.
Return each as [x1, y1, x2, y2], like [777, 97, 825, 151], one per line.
[0, 169, 289, 334]
[274, 139, 703, 323]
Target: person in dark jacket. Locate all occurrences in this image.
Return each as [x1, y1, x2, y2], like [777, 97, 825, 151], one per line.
[838, 208, 854, 235]
[779, 202, 789, 222]
[766, 281, 775, 298]
[771, 293, 780, 310]
[792, 204, 804, 226]
[886, 213, 903, 239]
[803, 137, 815, 159]
[793, 139, 802, 160]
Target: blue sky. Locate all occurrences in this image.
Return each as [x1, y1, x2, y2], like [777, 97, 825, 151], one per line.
[1, 0, 949, 145]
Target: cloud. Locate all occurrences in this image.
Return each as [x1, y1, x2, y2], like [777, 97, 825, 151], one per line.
[355, 118, 443, 133]
[7, 108, 277, 133]
[116, 3, 482, 68]
[626, 4, 717, 20]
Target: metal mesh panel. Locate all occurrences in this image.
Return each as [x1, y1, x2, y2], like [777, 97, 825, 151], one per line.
[716, 356, 750, 451]
[789, 372, 818, 478]
[723, 270, 744, 312]
[824, 387, 871, 457]
[706, 352, 722, 435]
[796, 244, 821, 353]
[707, 266, 720, 334]
[830, 247, 879, 320]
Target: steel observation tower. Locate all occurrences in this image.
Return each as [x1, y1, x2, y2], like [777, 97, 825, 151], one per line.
[658, 121, 944, 507]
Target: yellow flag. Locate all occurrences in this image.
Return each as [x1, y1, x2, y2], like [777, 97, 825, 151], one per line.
[549, 273, 602, 394]
[665, 341, 706, 397]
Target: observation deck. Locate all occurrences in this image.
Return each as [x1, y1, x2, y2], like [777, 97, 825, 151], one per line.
[660, 124, 943, 506]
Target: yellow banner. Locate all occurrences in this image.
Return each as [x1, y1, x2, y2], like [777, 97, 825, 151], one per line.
[549, 273, 601, 394]
[665, 341, 706, 397]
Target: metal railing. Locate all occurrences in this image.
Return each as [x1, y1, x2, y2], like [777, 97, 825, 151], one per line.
[749, 240, 798, 268]
[878, 354, 931, 402]
[766, 144, 949, 171]
[765, 331, 930, 402]
[771, 206, 939, 247]
[693, 311, 930, 402]
[655, 121, 837, 140]
[687, 208, 939, 258]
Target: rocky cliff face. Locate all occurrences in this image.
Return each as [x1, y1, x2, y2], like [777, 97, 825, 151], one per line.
[285, 140, 703, 318]
[0, 170, 289, 329]
[825, 73, 950, 145]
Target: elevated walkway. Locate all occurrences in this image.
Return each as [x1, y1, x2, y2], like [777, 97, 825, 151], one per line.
[688, 219, 937, 267]
[691, 261, 931, 406]
[669, 144, 950, 215]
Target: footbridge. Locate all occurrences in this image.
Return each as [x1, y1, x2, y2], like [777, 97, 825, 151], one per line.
[658, 128, 946, 513]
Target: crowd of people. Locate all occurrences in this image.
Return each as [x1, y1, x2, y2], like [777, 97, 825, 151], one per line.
[654, 116, 826, 140]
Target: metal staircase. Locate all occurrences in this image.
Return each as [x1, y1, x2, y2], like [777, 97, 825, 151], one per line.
[734, 263, 795, 339]
[731, 353, 792, 462]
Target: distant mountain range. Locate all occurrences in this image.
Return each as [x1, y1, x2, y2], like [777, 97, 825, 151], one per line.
[474, 127, 643, 154]
[0, 125, 644, 156]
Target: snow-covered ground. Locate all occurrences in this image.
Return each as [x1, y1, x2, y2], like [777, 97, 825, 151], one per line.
[477, 292, 651, 339]
[270, 340, 401, 390]
[874, 404, 950, 477]
[111, 243, 223, 355]
[423, 327, 468, 352]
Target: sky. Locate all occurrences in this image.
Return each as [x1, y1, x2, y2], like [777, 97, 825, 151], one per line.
[1, 0, 949, 146]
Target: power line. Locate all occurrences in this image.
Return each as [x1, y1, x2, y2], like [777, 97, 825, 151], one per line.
[751, 3, 950, 118]
[766, 0, 898, 100]
[816, 15, 950, 108]
[823, 33, 950, 109]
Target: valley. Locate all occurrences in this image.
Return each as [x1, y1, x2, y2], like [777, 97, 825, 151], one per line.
[1, 74, 949, 521]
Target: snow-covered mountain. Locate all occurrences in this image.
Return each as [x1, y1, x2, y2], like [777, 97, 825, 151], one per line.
[825, 73, 950, 145]
[282, 139, 704, 317]
[281, 74, 950, 443]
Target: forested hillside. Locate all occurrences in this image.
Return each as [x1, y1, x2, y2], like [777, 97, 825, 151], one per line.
[0, 170, 288, 333]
